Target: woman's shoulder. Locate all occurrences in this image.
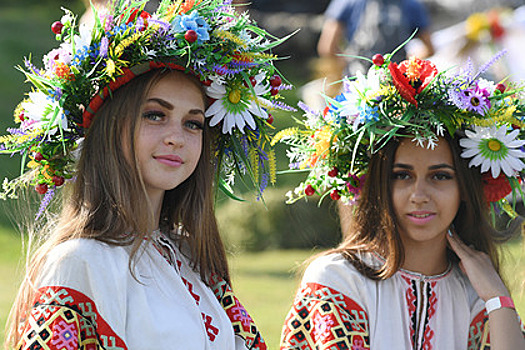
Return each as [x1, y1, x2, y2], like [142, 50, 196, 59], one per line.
[39, 238, 132, 287]
[302, 251, 372, 295]
[304, 251, 372, 277]
[46, 238, 129, 265]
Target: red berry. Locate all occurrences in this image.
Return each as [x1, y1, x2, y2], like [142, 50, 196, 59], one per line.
[269, 75, 282, 87]
[184, 30, 198, 43]
[372, 54, 384, 66]
[52, 175, 65, 187]
[270, 87, 279, 96]
[34, 152, 44, 162]
[267, 114, 274, 124]
[327, 167, 338, 177]
[51, 21, 64, 35]
[217, 65, 228, 76]
[202, 79, 212, 86]
[249, 76, 257, 86]
[330, 190, 341, 201]
[19, 111, 25, 121]
[495, 83, 506, 93]
[35, 183, 48, 195]
[305, 185, 315, 196]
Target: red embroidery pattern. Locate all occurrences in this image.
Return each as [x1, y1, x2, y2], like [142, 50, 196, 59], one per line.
[153, 235, 266, 349]
[402, 276, 418, 346]
[281, 282, 370, 350]
[402, 277, 437, 350]
[202, 313, 220, 341]
[421, 281, 437, 350]
[18, 286, 127, 350]
[468, 310, 490, 350]
[210, 274, 267, 350]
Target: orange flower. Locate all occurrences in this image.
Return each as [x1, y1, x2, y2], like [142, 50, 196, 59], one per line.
[180, 0, 201, 14]
[55, 62, 75, 81]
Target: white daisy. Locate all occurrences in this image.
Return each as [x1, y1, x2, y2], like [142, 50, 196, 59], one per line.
[337, 68, 381, 130]
[205, 73, 269, 134]
[21, 91, 68, 134]
[459, 125, 525, 178]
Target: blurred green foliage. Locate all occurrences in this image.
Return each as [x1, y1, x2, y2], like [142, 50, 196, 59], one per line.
[217, 187, 342, 251]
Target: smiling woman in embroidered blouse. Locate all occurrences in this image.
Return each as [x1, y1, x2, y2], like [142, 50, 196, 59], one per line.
[277, 53, 525, 349]
[2, 1, 291, 349]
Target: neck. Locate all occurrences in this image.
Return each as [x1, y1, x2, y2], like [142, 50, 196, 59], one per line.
[147, 189, 165, 230]
[401, 237, 449, 276]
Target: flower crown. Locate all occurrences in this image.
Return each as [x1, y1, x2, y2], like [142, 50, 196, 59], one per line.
[274, 45, 525, 219]
[0, 0, 294, 215]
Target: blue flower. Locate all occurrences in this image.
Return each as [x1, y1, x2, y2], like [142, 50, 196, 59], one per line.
[357, 105, 380, 124]
[171, 11, 210, 43]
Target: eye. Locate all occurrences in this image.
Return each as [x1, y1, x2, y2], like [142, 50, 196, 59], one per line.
[185, 119, 204, 131]
[392, 171, 411, 180]
[432, 172, 454, 181]
[142, 110, 165, 121]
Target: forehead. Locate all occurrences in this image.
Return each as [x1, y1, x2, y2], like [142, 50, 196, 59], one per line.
[147, 71, 205, 106]
[394, 138, 454, 166]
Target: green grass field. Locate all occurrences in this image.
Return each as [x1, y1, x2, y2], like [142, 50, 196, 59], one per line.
[0, 227, 524, 349]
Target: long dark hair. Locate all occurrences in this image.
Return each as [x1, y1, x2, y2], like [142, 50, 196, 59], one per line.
[6, 69, 230, 348]
[330, 132, 506, 280]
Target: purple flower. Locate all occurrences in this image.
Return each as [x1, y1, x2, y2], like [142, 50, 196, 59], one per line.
[298, 101, 317, 116]
[99, 36, 109, 58]
[449, 83, 491, 115]
[103, 14, 114, 32]
[346, 174, 365, 195]
[36, 186, 56, 220]
[24, 58, 41, 76]
[271, 100, 297, 112]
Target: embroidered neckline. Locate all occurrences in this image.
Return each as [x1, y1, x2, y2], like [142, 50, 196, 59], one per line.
[371, 252, 453, 281]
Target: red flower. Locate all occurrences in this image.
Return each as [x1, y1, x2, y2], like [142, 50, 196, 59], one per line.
[482, 173, 512, 202]
[388, 58, 438, 106]
[389, 62, 417, 106]
[121, 8, 151, 27]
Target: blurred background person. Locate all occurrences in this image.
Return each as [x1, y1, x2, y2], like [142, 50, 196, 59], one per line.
[312, 0, 435, 237]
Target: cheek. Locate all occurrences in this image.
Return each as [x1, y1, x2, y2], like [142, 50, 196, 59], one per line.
[391, 184, 405, 212]
[189, 134, 203, 166]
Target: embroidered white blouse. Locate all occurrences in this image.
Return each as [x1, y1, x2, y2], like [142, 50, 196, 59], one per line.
[18, 235, 266, 350]
[281, 252, 524, 350]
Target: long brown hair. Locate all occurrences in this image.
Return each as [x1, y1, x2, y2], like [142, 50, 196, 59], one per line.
[5, 69, 229, 348]
[330, 132, 505, 280]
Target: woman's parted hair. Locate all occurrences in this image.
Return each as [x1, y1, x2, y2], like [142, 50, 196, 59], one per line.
[332, 132, 503, 280]
[5, 69, 229, 348]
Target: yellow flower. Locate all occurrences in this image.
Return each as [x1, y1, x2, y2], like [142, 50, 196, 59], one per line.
[466, 13, 489, 41]
[313, 125, 334, 157]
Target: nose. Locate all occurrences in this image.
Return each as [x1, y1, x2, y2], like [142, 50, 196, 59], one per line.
[409, 178, 430, 204]
[163, 120, 185, 148]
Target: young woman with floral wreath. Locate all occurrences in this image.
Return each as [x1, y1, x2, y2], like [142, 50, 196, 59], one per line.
[1, 1, 293, 349]
[276, 49, 525, 349]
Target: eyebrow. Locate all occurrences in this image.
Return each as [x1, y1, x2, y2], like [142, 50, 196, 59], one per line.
[146, 98, 205, 116]
[393, 163, 456, 171]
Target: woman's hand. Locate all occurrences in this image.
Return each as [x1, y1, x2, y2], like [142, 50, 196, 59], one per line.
[446, 230, 510, 301]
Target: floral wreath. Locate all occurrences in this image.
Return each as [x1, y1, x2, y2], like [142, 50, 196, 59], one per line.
[274, 42, 525, 220]
[0, 0, 295, 216]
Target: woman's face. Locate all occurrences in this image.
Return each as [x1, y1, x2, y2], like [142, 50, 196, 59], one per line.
[391, 138, 461, 247]
[134, 71, 205, 203]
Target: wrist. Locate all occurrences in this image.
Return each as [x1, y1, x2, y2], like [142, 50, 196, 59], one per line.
[485, 296, 515, 315]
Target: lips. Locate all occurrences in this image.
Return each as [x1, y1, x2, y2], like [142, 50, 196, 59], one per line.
[406, 211, 436, 225]
[154, 154, 183, 167]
